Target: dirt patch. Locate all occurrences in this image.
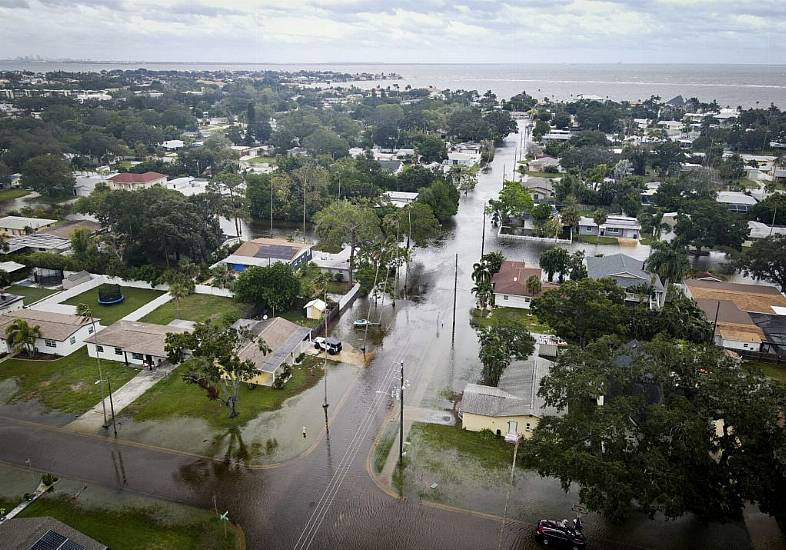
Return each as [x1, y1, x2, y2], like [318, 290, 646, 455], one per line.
[70, 382, 86, 392]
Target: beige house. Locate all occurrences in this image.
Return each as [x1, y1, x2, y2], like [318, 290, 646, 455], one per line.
[107, 171, 167, 191]
[234, 317, 311, 386]
[0, 215, 57, 237]
[460, 359, 559, 441]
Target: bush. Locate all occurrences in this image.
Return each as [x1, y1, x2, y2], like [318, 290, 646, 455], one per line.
[41, 473, 58, 487]
[333, 272, 344, 282]
[544, 165, 559, 173]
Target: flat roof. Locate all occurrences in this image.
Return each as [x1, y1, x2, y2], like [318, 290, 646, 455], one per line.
[0, 216, 57, 231]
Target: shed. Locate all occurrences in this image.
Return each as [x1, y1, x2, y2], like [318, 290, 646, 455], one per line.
[304, 298, 327, 320]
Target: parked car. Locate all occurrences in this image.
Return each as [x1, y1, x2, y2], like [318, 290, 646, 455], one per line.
[534, 519, 586, 549]
[314, 336, 342, 355]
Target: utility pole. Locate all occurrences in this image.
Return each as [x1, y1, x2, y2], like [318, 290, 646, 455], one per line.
[452, 253, 458, 344]
[106, 376, 117, 437]
[481, 208, 486, 258]
[399, 360, 404, 462]
[322, 289, 329, 434]
[269, 177, 273, 237]
[303, 177, 307, 243]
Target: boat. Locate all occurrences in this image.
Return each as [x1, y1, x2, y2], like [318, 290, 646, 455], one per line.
[353, 319, 370, 327]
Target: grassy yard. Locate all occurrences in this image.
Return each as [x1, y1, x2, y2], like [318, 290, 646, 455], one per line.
[299, 264, 350, 295]
[15, 494, 239, 550]
[0, 348, 137, 414]
[280, 308, 321, 329]
[524, 170, 560, 179]
[743, 360, 786, 384]
[4, 284, 59, 304]
[62, 286, 163, 325]
[140, 294, 250, 325]
[122, 356, 323, 430]
[410, 423, 513, 471]
[470, 306, 551, 334]
[574, 234, 620, 245]
[373, 422, 399, 474]
[0, 188, 31, 202]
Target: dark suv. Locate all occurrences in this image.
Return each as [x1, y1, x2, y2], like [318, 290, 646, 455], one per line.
[535, 519, 586, 549]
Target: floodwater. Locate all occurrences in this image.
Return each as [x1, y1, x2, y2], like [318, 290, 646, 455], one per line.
[0, 125, 761, 549]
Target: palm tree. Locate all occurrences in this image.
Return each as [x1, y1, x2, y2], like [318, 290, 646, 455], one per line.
[211, 264, 234, 290]
[310, 272, 332, 299]
[77, 303, 107, 428]
[645, 240, 690, 301]
[526, 275, 542, 296]
[169, 281, 191, 317]
[471, 261, 494, 309]
[4, 319, 41, 357]
[592, 209, 608, 235]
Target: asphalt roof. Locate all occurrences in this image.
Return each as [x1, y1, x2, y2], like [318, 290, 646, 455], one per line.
[235, 317, 311, 374]
[586, 254, 663, 291]
[461, 359, 560, 418]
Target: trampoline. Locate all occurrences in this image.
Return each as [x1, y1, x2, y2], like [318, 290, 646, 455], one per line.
[97, 284, 125, 305]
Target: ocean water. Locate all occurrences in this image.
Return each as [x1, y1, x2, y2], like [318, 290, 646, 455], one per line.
[2, 62, 785, 108]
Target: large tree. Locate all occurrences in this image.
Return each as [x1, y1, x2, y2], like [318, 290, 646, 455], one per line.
[21, 154, 75, 197]
[539, 246, 571, 283]
[737, 234, 786, 291]
[165, 322, 270, 418]
[233, 263, 300, 315]
[521, 336, 786, 524]
[383, 202, 441, 248]
[645, 240, 690, 290]
[675, 200, 748, 254]
[531, 278, 626, 345]
[416, 179, 460, 222]
[314, 200, 382, 284]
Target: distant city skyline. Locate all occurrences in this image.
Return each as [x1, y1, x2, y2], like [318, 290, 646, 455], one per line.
[0, 0, 784, 65]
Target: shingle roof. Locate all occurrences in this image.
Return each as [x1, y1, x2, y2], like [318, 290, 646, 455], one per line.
[491, 261, 551, 296]
[684, 279, 786, 314]
[461, 360, 560, 418]
[235, 317, 310, 374]
[586, 253, 663, 291]
[84, 320, 187, 357]
[109, 171, 166, 183]
[0, 309, 91, 341]
[695, 299, 764, 344]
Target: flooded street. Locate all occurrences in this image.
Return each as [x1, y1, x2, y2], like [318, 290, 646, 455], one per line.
[0, 125, 751, 549]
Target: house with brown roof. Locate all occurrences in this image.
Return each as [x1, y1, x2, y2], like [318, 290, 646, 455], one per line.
[84, 320, 188, 367]
[491, 260, 554, 310]
[107, 171, 167, 191]
[233, 317, 312, 386]
[214, 237, 313, 273]
[0, 309, 96, 356]
[683, 279, 786, 352]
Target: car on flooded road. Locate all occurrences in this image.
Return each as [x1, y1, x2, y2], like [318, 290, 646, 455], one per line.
[534, 518, 586, 549]
[314, 336, 342, 355]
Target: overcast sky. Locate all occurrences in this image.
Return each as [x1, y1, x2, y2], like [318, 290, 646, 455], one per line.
[1, 0, 784, 64]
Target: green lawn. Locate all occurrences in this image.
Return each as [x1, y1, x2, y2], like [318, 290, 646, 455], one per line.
[299, 264, 350, 295]
[62, 286, 164, 325]
[373, 422, 399, 474]
[280, 308, 321, 329]
[122, 357, 323, 430]
[0, 188, 31, 202]
[574, 234, 620, 245]
[409, 423, 513, 471]
[244, 155, 276, 165]
[140, 294, 250, 325]
[4, 284, 59, 304]
[743, 360, 786, 384]
[470, 306, 552, 333]
[0, 348, 137, 414]
[15, 495, 239, 550]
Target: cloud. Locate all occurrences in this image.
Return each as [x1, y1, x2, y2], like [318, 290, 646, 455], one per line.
[0, 0, 783, 63]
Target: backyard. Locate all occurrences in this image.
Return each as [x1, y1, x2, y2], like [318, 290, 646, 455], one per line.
[62, 286, 164, 325]
[122, 356, 324, 430]
[470, 306, 551, 334]
[4, 284, 59, 304]
[743, 360, 786, 384]
[0, 188, 31, 202]
[0, 348, 137, 414]
[140, 294, 250, 325]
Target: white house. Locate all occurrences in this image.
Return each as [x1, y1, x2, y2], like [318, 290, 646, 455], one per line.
[491, 261, 555, 310]
[0, 309, 96, 356]
[578, 215, 641, 240]
[85, 320, 187, 367]
[0, 216, 57, 237]
[716, 191, 757, 214]
[384, 191, 419, 208]
[107, 171, 167, 191]
[214, 237, 313, 273]
[160, 139, 185, 150]
[586, 254, 665, 309]
[311, 246, 351, 281]
[447, 151, 481, 167]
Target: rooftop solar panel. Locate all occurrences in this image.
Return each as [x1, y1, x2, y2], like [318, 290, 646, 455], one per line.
[29, 529, 85, 550]
[255, 244, 297, 260]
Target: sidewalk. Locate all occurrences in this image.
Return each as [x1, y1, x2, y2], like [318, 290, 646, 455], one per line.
[65, 362, 177, 433]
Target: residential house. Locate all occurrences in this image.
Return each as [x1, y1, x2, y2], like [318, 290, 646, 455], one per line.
[683, 279, 786, 351]
[521, 176, 553, 202]
[746, 221, 786, 243]
[460, 359, 560, 441]
[0, 215, 56, 237]
[446, 151, 480, 167]
[234, 317, 312, 386]
[491, 260, 553, 310]
[586, 253, 664, 309]
[384, 191, 419, 208]
[311, 246, 351, 281]
[0, 260, 26, 277]
[377, 159, 403, 174]
[85, 320, 187, 367]
[0, 517, 107, 550]
[0, 309, 95, 356]
[160, 139, 184, 150]
[528, 156, 559, 172]
[716, 191, 757, 214]
[541, 129, 573, 144]
[750, 313, 786, 358]
[1, 234, 71, 255]
[0, 292, 23, 314]
[214, 237, 312, 273]
[640, 181, 660, 205]
[107, 171, 167, 191]
[578, 215, 641, 240]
